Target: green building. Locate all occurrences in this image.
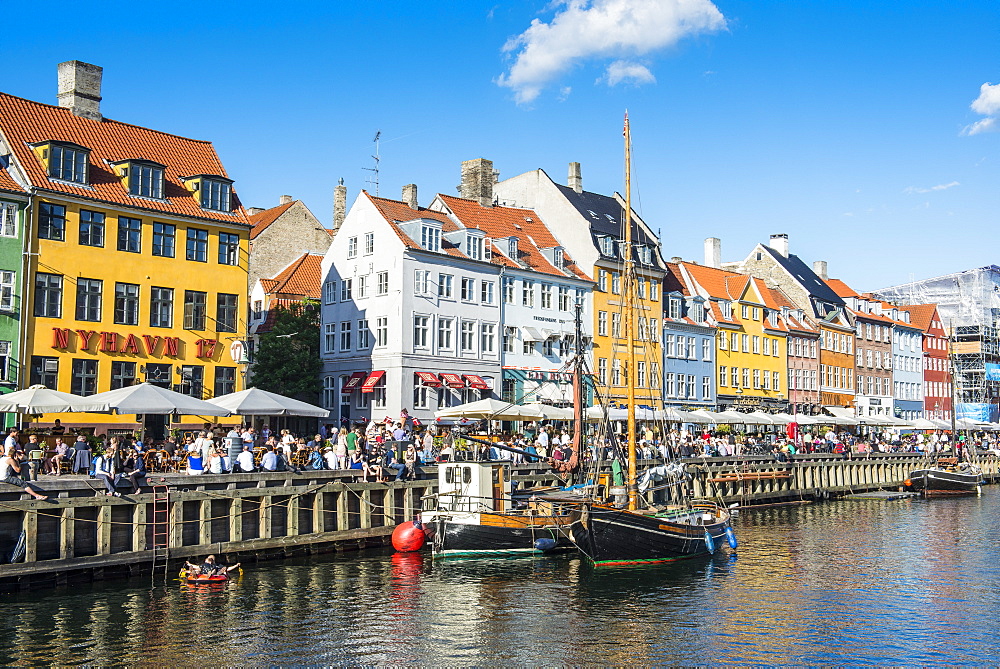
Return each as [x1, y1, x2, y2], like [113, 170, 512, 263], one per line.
[0, 163, 27, 427]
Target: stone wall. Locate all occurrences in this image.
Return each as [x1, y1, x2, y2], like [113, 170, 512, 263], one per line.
[249, 200, 332, 288]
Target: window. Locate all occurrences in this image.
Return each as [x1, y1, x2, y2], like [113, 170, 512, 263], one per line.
[558, 286, 570, 311]
[111, 361, 137, 390]
[718, 331, 727, 350]
[376, 317, 388, 347]
[637, 318, 647, 341]
[543, 338, 555, 356]
[0, 202, 16, 237]
[731, 332, 739, 350]
[358, 319, 370, 348]
[523, 339, 534, 355]
[665, 373, 675, 397]
[481, 323, 496, 354]
[341, 279, 352, 301]
[152, 223, 175, 257]
[437, 318, 454, 349]
[650, 363, 660, 389]
[79, 209, 104, 247]
[481, 281, 494, 304]
[611, 272, 621, 295]
[30, 356, 58, 388]
[186, 228, 208, 262]
[413, 383, 430, 410]
[508, 238, 518, 258]
[130, 162, 164, 199]
[668, 298, 681, 319]
[216, 293, 238, 332]
[438, 274, 454, 298]
[742, 368, 750, 388]
[150, 287, 173, 327]
[598, 311, 608, 337]
[48, 144, 88, 183]
[522, 281, 534, 307]
[421, 225, 441, 251]
[762, 369, 769, 390]
[664, 333, 674, 357]
[179, 365, 204, 397]
[70, 359, 98, 396]
[752, 336, 760, 354]
[219, 232, 240, 265]
[702, 338, 712, 361]
[114, 283, 139, 325]
[339, 321, 352, 351]
[649, 280, 659, 301]
[541, 284, 552, 309]
[183, 290, 207, 330]
[75, 278, 102, 322]
[719, 365, 728, 387]
[753, 307, 761, 321]
[200, 179, 232, 212]
[611, 313, 621, 338]
[414, 271, 428, 295]
[214, 367, 236, 396]
[0, 271, 13, 312]
[323, 323, 335, 353]
[356, 275, 368, 298]
[763, 338, 772, 356]
[773, 371, 780, 392]
[39, 203, 66, 241]
[118, 216, 142, 253]
[466, 235, 483, 260]
[598, 270, 608, 292]
[600, 236, 614, 256]
[364, 232, 374, 255]
[637, 278, 646, 299]
[598, 358, 608, 385]
[741, 305, 749, 319]
[503, 278, 515, 303]
[503, 326, 516, 353]
[648, 318, 659, 343]
[461, 277, 475, 301]
[461, 321, 475, 351]
[612, 359, 622, 386]
[741, 334, 749, 353]
[376, 272, 389, 296]
[413, 316, 429, 348]
[636, 361, 646, 388]
[553, 247, 564, 268]
[347, 236, 358, 258]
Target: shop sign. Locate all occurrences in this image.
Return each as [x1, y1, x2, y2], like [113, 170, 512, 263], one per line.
[51, 327, 219, 359]
[526, 370, 573, 384]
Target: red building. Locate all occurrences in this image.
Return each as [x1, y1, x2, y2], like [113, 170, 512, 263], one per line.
[908, 304, 952, 420]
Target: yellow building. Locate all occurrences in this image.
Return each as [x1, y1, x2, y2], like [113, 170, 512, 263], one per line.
[0, 62, 249, 435]
[679, 263, 791, 412]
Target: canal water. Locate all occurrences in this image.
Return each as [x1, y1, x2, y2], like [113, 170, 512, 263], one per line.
[4, 487, 1000, 666]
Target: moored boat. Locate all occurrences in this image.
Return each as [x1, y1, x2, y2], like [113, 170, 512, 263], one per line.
[904, 457, 983, 497]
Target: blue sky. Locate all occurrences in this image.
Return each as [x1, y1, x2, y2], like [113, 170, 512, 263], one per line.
[4, 0, 998, 291]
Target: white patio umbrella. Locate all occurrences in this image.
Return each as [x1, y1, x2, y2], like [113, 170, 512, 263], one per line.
[207, 387, 329, 417]
[86, 383, 230, 416]
[435, 398, 542, 421]
[0, 385, 109, 414]
[520, 403, 575, 420]
[688, 409, 728, 424]
[908, 418, 940, 430]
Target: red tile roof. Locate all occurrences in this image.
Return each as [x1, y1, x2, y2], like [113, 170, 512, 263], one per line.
[0, 92, 248, 225]
[0, 167, 23, 193]
[263, 253, 323, 299]
[825, 278, 858, 299]
[248, 201, 296, 239]
[366, 192, 464, 256]
[903, 303, 939, 332]
[436, 194, 590, 280]
[256, 298, 305, 334]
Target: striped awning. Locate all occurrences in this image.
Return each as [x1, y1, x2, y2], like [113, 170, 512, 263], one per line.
[464, 374, 489, 390]
[415, 371, 442, 387]
[440, 373, 464, 388]
[360, 370, 385, 393]
[341, 371, 367, 394]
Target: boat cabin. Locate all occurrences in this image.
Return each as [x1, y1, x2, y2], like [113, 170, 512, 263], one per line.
[436, 461, 512, 513]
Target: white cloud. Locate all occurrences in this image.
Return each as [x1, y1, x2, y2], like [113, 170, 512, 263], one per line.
[497, 0, 726, 104]
[962, 81, 1000, 135]
[903, 181, 960, 194]
[601, 60, 656, 86]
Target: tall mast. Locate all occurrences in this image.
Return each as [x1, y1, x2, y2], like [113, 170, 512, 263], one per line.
[573, 299, 584, 475]
[623, 112, 638, 511]
[948, 318, 958, 457]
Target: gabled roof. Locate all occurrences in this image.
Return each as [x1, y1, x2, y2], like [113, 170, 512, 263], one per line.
[263, 253, 323, 299]
[0, 92, 247, 224]
[905, 303, 941, 333]
[762, 286, 817, 334]
[0, 166, 24, 194]
[759, 245, 844, 305]
[248, 200, 296, 239]
[366, 192, 469, 259]
[825, 278, 858, 299]
[435, 194, 590, 281]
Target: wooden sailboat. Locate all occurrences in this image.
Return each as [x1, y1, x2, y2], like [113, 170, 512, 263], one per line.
[550, 113, 737, 566]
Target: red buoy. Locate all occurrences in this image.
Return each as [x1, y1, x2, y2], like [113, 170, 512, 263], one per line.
[392, 519, 426, 552]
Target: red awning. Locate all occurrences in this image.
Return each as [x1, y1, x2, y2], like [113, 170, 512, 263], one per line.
[415, 371, 442, 387]
[440, 373, 464, 389]
[342, 371, 367, 393]
[360, 370, 385, 393]
[464, 374, 489, 390]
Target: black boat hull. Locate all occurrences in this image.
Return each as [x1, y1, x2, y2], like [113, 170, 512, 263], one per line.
[568, 504, 733, 566]
[905, 468, 983, 497]
[426, 512, 574, 558]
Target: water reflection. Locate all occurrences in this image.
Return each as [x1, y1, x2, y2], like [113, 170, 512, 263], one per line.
[3, 489, 1000, 665]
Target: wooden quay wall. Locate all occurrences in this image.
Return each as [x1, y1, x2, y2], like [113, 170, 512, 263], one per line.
[0, 471, 434, 592]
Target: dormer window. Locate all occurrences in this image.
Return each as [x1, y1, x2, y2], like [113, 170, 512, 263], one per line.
[668, 297, 681, 319]
[508, 237, 518, 258]
[181, 174, 234, 212]
[466, 235, 483, 260]
[113, 160, 165, 199]
[690, 301, 704, 323]
[33, 141, 90, 184]
[637, 245, 652, 264]
[421, 224, 441, 252]
[600, 236, 614, 256]
[553, 247, 564, 269]
[720, 301, 733, 320]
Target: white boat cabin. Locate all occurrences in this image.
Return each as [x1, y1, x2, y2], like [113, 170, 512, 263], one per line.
[436, 461, 512, 513]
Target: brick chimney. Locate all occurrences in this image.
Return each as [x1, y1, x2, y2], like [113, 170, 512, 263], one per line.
[402, 183, 418, 210]
[704, 237, 721, 268]
[813, 260, 829, 280]
[332, 178, 347, 232]
[459, 158, 496, 207]
[568, 162, 582, 193]
[768, 233, 789, 258]
[57, 61, 103, 121]
[279, 195, 293, 205]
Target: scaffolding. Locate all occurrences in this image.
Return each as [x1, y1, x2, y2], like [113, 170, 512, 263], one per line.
[874, 266, 1000, 417]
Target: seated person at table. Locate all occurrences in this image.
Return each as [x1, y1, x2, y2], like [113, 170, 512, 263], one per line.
[23, 434, 43, 481]
[260, 445, 279, 472]
[235, 445, 255, 473]
[94, 445, 123, 496]
[72, 435, 92, 474]
[50, 419, 66, 436]
[44, 437, 71, 475]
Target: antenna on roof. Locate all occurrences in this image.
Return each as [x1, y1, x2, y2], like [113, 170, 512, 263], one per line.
[363, 130, 381, 196]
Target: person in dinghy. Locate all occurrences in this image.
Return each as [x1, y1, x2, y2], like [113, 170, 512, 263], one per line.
[183, 555, 241, 578]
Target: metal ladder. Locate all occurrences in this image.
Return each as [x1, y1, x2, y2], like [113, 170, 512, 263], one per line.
[151, 478, 171, 582]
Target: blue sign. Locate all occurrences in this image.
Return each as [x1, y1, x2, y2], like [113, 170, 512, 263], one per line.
[956, 403, 999, 422]
[986, 363, 1000, 382]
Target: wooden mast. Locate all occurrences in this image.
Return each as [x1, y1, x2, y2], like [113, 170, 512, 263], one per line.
[623, 112, 638, 511]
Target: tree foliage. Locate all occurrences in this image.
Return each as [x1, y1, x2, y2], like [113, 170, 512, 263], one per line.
[250, 300, 322, 402]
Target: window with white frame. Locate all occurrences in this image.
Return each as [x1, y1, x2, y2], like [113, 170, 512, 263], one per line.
[557, 286, 570, 311]
[376, 317, 388, 347]
[542, 338, 555, 356]
[364, 232, 374, 255]
[668, 297, 681, 319]
[648, 317, 659, 343]
[437, 318, 454, 349]
[414, 270, 429, 295]
[339, 321, 352, 351]
[598, 270, 608, 292]
[503, 277, 515, 303]
[664, 333, 675, 357]
[523, 339, 534, 355]
[763, 337, 771, 356]
[718, 331, 727, 350]
[503, 326, 516, 353]
[636, 278, 646, 299]
[461, 321, 475, 352]
[323, 323, 336, 353]
[481, 323, 496, 354]
[650, 363, 660, 389]
[421, 225, 441, 251]
[357, 319, 370, 348]
[611, 272, 621, 295]
[346, 236, 357, 258]
[612, 359, 622, 386]
[356, 275, 368, 298]
[0, 271, 14, 311]
[664, 372, 675, 397]
[598, 311, 608, 337]
[772, 371, 780, 392]
[481, 281, 494, 304]
[687, 337, 697, 359]
[649, 280, 658, 301]
[522, 281, 534, 307]
[461, 277, 475, 301]
[598, 358, 608, 385]
[0, 203, 16, 237]
[340, 279, 352, 301]
[636, 361, 646, 388]
[323, 376, 337, 409]
[324, 281, 336, 304]
[413, 381, 430, 410]
[376, 271, 388, 295]
[466, 235, 483, 260]
[611, 313, 621, 338]
[438, 274, 453, 298]
[702, 338, 712, 361]
[719, 366, 728, 387]
[541, 284, 552, 309]
[413, 315, 429, 348]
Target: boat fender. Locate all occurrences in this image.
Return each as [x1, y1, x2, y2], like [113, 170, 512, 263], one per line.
[533, 537, 558, 552]
[703, 530, 716, 554]
[725, 526, 738, 550]
[392, 521, 427, 552]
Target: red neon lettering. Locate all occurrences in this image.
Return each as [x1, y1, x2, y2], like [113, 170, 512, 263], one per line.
[196, 338, 219, 358]
[52, 328, 71, 349]
[163, 337, 179, 356]
[120, 334, 142, 354]
[76, 330, 98, 350]
[99, 332, 118, 352]
[142, 335, 162, 355]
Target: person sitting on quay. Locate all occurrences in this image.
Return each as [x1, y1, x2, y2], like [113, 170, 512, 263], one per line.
[186, 448, 204, 476]
[185, 555, 241, 577]
[235, 445, 256, 473]
[44, 437, 71, 476]
[1, 445, 48, 500]
[94, 443, 124, 496]
[382, 444, 405, 482]
[50, 419, 66, 437]
[307, 443, 325, 470]
[120, 447, 147, 494]
[260, 445, 279, 472]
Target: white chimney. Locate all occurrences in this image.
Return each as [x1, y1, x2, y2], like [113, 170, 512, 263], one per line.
[704, 237, 721, 268]
[279, 195, 293, 205]
[568, 162, 582, 193]
[813, 260, 829, 280]
[57, 61, 103, 121]
[769, 233, 789, 257]
[402, 183, 418, 210]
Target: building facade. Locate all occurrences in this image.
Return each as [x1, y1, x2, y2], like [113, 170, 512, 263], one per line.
[0, 170, 27, 426]
[662, 264, 715, 410]
[0, 61, 250, 433]
[247, 195, 332, 289]
[890, 310, 924, 420]
[908, 304, 952, 421]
